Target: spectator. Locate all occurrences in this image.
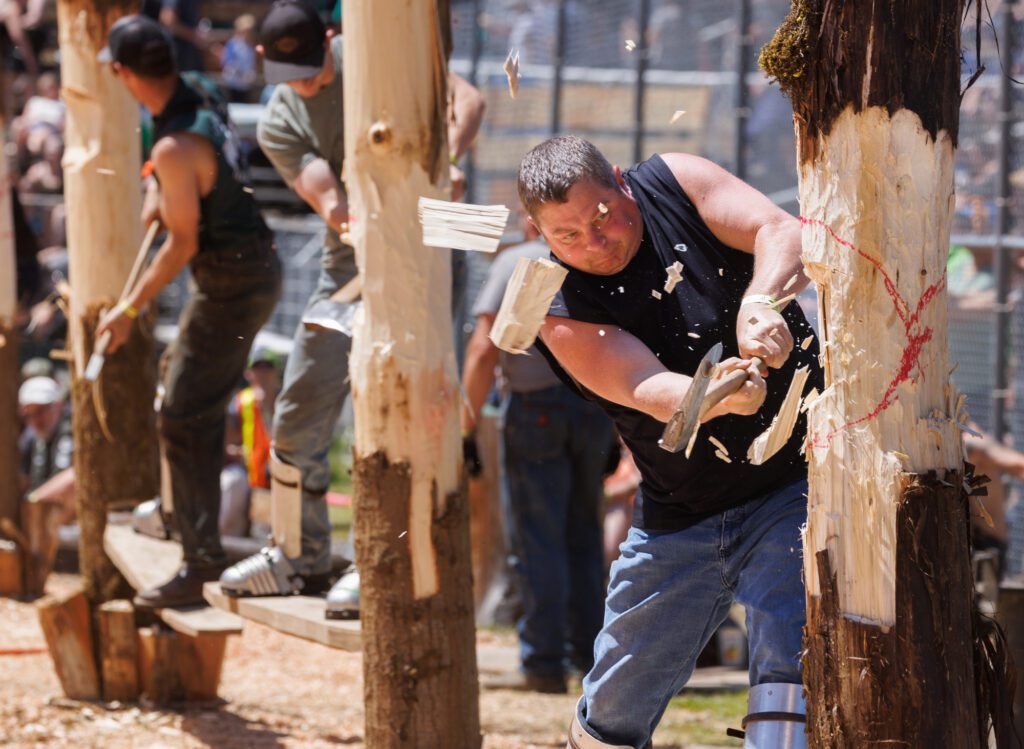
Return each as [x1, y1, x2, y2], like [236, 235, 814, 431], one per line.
[159, 0, 204, 71]
[220, 14, 258, 103]
[465, 227, 615, 694]
[18, 375, 71, 496]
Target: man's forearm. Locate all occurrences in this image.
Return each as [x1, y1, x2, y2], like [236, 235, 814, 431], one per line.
[126, 235, 196, 310]
[293, 158, 348, 234]
[461, 322, 499, 433]
[744, 219, 807, 299]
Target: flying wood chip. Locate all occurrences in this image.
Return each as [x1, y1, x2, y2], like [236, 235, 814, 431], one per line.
[503, 48, 521, 98]
[663, 261, 684, 293]
[670, 110, 686, 124]
[624, 39, 637, 51]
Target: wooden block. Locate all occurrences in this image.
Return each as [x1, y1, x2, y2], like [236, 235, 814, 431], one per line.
[36, 586, 100, 700]
[0, 539, 23, 596]
[99, 600, 139, 703]
[175, 632, 227, 701]
[490, 257, 568, 354]
[136, 625, 182, 705]
[249, 487, 271, 527]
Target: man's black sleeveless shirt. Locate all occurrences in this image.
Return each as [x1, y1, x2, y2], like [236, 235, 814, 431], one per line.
[541, 155, 822, 531]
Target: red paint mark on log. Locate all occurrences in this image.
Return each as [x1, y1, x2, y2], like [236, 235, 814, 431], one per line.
[800, 216, 946, 448]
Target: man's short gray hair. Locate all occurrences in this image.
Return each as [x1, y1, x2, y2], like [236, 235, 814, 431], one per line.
[517, 135, 618, 219]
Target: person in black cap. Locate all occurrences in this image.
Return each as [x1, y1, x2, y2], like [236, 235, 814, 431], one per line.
[218, 0, 485, 618]
[96, 14, 282, 608]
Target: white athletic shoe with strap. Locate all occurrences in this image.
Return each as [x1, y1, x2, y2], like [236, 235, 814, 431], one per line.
[219, 546, 330, 597]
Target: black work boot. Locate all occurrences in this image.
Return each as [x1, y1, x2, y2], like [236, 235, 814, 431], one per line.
[133, 563, 227, 609]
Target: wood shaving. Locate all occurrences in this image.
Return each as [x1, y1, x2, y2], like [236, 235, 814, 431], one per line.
[598, 329, 606, 337]
[503, 48, 521, 98]
[624, 39, 637, 51]
[663, 261, 684, 293]
[687, 332, 700, 339]
[708, 435, 728, 454]
[718, 268, 724, 276]
[651, 289, 662, 300]
[684, 420, 699, 458]
[801, 335, 814, 350]
[670, 109, 686, 124]
[597, 202, 608, 214]
[748, 316, 759, 326]
[783, 273, 799, 291]
[714, 449, 732, 463]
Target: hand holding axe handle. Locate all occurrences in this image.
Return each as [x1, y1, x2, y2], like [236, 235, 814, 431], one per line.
[83, 221, 161, 382]
[659, 341, 764, 454]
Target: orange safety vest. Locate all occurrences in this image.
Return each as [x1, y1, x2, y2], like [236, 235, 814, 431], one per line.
[237, 387, 271, 489]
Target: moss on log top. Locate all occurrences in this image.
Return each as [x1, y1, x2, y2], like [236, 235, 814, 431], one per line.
[760, 0, 964, 164]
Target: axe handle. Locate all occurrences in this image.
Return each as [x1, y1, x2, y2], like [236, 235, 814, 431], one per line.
[698, 356, 764, 419]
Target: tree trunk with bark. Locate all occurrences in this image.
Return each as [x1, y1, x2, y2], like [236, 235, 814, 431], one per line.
[0, 114, 20, 531]
[762, 2, 1014, 745]
[343, 2, 480, 747]
[59, 0, 159, 605]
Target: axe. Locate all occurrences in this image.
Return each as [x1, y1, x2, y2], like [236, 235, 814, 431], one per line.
[83, 221, 161, 382]
[658, 341, 766, 454]
[301, 275, 363, 336]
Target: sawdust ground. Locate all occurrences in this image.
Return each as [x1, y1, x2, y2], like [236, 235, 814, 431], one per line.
[0, 574, 732, 748]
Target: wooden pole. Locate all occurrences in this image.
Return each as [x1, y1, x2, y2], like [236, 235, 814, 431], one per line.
[343, 2, 481, 746]
[762, 3, 1011, 745]
[0, 111, 20, 532]
[58, 0, 159, 606]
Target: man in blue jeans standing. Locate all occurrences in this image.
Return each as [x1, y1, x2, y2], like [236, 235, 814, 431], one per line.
[517, 136, 822, 748]
[462, 225, 614, 694]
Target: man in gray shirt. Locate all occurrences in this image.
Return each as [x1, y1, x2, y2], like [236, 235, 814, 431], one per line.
[463, 231, 614, 693]
[221, 0, 485, 616]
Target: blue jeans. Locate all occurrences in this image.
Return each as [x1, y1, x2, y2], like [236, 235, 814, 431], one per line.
[272, 258, 356, 573]
[576, 480, 807, 748]
[502, 386, 614, 677]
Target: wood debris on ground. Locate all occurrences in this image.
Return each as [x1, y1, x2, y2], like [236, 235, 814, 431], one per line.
[418, 197, 509, 253]
[664, 261, 684, 293]
[503, 49, 520, 98]
[670, 110, 686, 124]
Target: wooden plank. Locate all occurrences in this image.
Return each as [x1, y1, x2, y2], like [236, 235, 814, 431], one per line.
[36, 585, 100, 700]
[104, 524, 243, 636]
[137, 625, 182, 705]
[204, 583, 361, 652]
[160, 605, 242, 637]
[490, 256, 568, 354]
[98, 600, 139, 702]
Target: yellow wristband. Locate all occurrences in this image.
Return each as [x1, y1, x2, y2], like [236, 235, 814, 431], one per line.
[118, 300, 139, 319]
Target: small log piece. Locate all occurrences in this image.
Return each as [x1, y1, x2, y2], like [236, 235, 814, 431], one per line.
[98, 600, 139, 702]
[36, 585, 100, 699]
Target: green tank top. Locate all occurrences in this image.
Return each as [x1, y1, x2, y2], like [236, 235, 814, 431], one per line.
[152, 73, 268, 251]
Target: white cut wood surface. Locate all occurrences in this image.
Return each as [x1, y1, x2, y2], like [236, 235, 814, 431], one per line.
[103, 524, 243, 635]
[490, 257, 568, 354]
[747, 366, 810, 465]
[799, 107, 963, 626]
[203, 582, 361, 651]
[58, 0, 143, 371]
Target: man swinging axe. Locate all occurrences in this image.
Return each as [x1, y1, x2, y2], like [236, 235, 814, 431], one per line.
[516, 135, 822, 749]
[98, 16, 282, 607]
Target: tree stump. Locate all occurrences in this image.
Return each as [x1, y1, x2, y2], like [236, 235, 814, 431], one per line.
[37, 585, 101, 700]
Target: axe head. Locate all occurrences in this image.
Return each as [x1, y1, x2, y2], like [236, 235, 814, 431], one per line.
[658, 341, 722, 454]
[301, 298, 362, 336]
